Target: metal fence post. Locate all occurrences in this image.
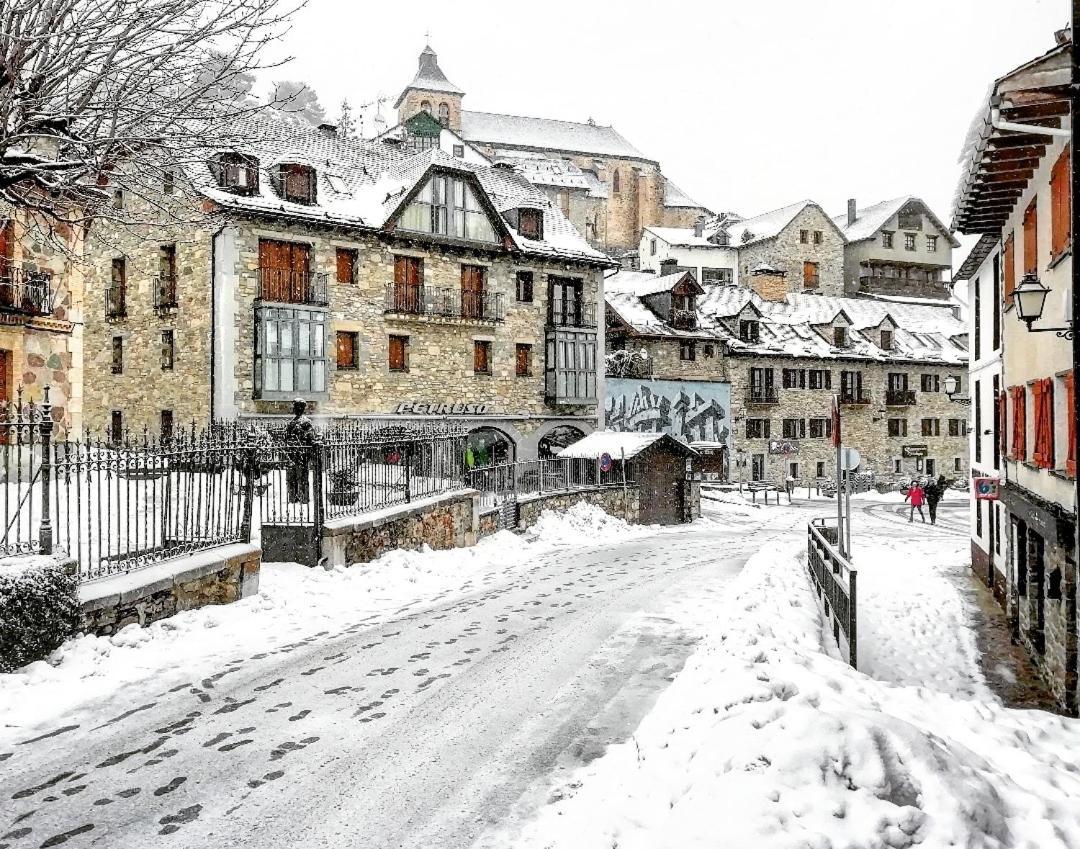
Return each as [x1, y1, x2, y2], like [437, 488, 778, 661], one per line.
[312, 434, 325, 547]
[404, 442, 412, 503]
[38, 387, 53, 555]
[239, 443, 257, 543]
[848, 569, 858, 670]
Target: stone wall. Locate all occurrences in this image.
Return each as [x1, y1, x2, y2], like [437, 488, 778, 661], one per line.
[79, 543, 261, 636]
[398, 89, 463, 132]
[321, 491, 479, 566]
[738, 205, 845, 297]
[516, 485, 640, 528]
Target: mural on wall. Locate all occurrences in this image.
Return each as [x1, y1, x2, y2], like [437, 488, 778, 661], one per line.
[605, 378, 731, 446]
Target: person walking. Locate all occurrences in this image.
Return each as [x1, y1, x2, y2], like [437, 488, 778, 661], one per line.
[906, 479, 926, 523]
[924, 476, 943, 525]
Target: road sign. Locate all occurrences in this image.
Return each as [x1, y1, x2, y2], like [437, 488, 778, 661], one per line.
[841, 447, 861, 471]
[599, 452, 613, 472]
[974, 477, 1000, 500]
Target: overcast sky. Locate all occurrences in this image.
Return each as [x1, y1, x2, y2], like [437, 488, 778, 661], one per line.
[266, 0, 1064, 231]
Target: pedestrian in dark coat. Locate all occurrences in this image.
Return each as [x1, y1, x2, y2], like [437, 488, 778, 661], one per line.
[924, 476, 944, 525]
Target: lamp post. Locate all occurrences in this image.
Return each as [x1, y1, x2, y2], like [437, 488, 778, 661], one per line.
[1013, 273, 1074, 339]
[943, 374, 972, 405]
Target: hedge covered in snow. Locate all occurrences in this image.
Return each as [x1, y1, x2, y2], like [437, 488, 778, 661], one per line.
[0, 556, 79, 672]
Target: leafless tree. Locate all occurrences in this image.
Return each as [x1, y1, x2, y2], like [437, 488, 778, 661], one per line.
[269, 79, 326, 125]
[0, 0, 301, 243]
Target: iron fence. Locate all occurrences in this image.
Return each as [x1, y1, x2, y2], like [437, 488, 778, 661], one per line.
[807, 518, 857, 668]
[467, 456, 635, 512]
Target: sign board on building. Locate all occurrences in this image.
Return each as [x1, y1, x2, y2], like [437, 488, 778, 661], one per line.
[974, 477, 1000, 501]
[768, 439, 799, 455]
[395, 402, 491, 415]
[902, 444, 929, 458]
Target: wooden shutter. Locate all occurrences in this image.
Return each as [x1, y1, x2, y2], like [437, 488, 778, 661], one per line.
[1023, 199, 1038, 275]
[1003, 234, 1015, 306]
[1011, 386, 1027, 461]
[803, 261, 818, 289]
[474, 340, 489, 373]
[1031, 380, 1048, 467]
[388, 336, 406, 371]
[515, 344, 529, 377]
[1066, 372, 1076, 477]
[336, 332, 356, 369]
[461, 265, 485, 318]
[1051, 145, 1071, 258]
[997, 391, 1008, 458]
[336, 249, 355, 285]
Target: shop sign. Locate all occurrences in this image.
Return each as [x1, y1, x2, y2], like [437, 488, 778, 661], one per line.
[902, 444, 929, 458]
[395, 402, 492, 415]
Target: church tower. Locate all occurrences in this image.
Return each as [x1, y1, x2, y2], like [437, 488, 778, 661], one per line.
[394, 45, 465, 132]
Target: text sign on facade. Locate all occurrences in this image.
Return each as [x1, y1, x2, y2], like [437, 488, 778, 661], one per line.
[395, 402, 491, 415]
[768, 439, 799, 455]
[901, 444, 929, 458]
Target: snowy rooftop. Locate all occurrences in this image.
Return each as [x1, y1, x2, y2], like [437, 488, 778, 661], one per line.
[663, 178, 707, 211]
[832, 196, 959, 247]
[460, 111, 652, 161]
[722, 200, 829, 248]
[493, 154, 609, 198]
[192, 110, 606, 265]
[394, 46, 465, 107]
[605, 270, 692, 298]
[643, 226, 716, 248]
[558, 431, 694, 460]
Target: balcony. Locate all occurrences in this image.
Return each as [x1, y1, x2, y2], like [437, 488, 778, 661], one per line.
[746, 388, 779, 406]
[840, 392, 871, 405]
[670, 308, 697, 331]
[384, 282, 505, 322]
[546, 326, 598, 405]
[885, 389, 916, 406]
[0, 266, 52, 317]
[155, 274, 178, 313]
[257, 268, 328, 306]
[548, 298, 596, 329]
[105, 286, 127, 319]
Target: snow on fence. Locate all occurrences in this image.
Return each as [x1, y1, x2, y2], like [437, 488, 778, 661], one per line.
[0, 398, 469, 581]
[806, 518, 858, 668]
[467, 457, 635, 513]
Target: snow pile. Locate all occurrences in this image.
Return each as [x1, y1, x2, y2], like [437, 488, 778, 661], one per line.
[525, 500, 649, 545]
[509, 542, 1080, 849]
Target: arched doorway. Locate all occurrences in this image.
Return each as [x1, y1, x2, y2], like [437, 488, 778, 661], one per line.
[466, 426, 515, 468]
[538, 425, 586, 459]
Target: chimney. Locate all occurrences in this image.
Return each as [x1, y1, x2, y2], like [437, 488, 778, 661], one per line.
[693, 216, 705, 238]
[317, 122, 339, 138]
[846, 198, 857, 226]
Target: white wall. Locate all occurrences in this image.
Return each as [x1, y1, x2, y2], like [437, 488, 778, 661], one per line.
[638, 230, 739, 285]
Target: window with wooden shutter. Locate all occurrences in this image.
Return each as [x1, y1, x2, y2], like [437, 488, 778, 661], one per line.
[1032, 378, 1054, 469]
[336, 331, 358, 370]
[1066, 372, 1076, 477]
[388, 335, 408, 372]
[997, 391, 1008, 459]
[1022, 199, 1038, 274]
[1011, 386, 1027, 460]
[1003, 234, 1015, 306]
[474, 340, 491, 374]
[1051, 145, 1071, 259]
[515, 343, 531, 377]
[803, 261, 819, 289]
[335, 248, 357, 285]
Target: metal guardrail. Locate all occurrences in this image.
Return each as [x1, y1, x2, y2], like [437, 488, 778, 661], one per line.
[807, 517, 857, 668]
[384, 282, 505, 322]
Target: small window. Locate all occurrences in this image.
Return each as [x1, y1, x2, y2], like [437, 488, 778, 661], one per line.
[888, 418, 907, 437]
[954, 457, 963, 472]
[474, 340, 492, 374]
[111, 336, 123, 374]
[438, 102, 450, 126]
[389, 334, 409, 372]
[210, 152, 259, 194]
[517, 208, 543, 240]
[163, 171, 175, 195]
[515, 343, 531, 377]
[804, 261, 819, 289]
[880, 329, 893, 350]
[799, 229, 809, 244]
[746, 419, 770, 439]
[516, 271, 534, 303]
[703, 343, 714, 359]
[948, 418, 965, 437]
[453, 144, 465, 158]
[612, 170, 621, 194]
[926, 235, 938, 252]
[894, 458, 902, 473]
[110, 410, 123, 445]
[275, 163, 317, 205]
[335, 248, 357, 285]
[679, 340, 696, 361]
[921, 373, 940, 393]
[160, 329, 174, 371]
[813, 230, 823, 245]
[904, 233, 916, 251]
[921, 418, 941, 437]
[336, 331, 359, 370]
[809, 369, 832, 390]
[160, 410, 174, 443]
[809, 418, 832, 439]
[739, 320, 760, 342]
[816, 461, 826, 477]
[420, 100, 432, 114]
[650, 239, 657, 256]
[833, 326, 849, 347]
[882, 231, 894, 248]
[782, 419, 806, 439]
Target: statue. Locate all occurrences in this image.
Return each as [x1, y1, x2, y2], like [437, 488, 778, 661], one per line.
[285, 398, 316, 503]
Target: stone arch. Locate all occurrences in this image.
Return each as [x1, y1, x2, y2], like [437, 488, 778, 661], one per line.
[438, 102, 450, 126]
[537, 424, 587, 458]
[466, 425, 517, 468]
[420, 100, 432, 115]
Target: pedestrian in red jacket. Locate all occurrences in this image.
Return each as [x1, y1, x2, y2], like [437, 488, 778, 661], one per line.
[906, 480, 926, 523]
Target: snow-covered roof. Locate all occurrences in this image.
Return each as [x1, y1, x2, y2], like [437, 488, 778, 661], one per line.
[954, 233, 998, 281]
[833, 197, 959, 247]
[192, 110, 607, 265]
[722, 200, 833, 247]
[493, 154, 609, 198]
[394, 46, 464, 107]
[643, 226, 715, 248]
[558, 431, 695, 460]
[605, 279, 968, 365]
[606, 270, 691, 298]
[460, 111, 653, 162]
[663, 178, 707, 211]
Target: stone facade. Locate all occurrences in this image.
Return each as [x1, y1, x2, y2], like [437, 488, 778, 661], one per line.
[398, 88, 464, 135]
[0, 205, 85, 435]
[737, 205, 846, 297]
[516, 485, 641, 528]
[79, 543, 261, 636]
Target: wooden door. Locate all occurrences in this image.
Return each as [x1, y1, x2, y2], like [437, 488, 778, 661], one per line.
[461, 265, 485, 318]
[393, 256, 422, 311]
[259, 239, 310, 302]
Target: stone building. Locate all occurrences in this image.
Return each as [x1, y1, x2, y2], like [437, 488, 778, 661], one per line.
[0, 206, 84, 434]
[382, 45, 711, 254]
[605, 270, 970, 487]
[953, 32, 1076, 712]
[82, 110, 611, 462]
[834, 196, 958, 300]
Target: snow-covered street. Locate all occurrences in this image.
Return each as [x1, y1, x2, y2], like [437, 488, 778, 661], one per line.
[0, 503, 801, 848]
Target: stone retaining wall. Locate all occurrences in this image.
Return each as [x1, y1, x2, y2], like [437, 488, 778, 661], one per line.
[516, 486, 640, 529]
[79, 543, 261, 636]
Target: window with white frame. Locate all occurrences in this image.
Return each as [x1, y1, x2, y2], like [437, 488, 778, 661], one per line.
[254, 306, 328, 399]
[398, 174, 497, 243]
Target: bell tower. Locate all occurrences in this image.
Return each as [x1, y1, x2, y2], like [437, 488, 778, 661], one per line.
[394, 45, 465, 132]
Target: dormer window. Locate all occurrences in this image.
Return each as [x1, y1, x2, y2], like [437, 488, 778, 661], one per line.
[880, 329, 893, 350]
[834, 326, 849, 347]
[740, 319, 760, 342]
[517, 208, 544, 241]
[674, 293, 696, 312]
[210, 152, 259, 195]
[273, 164, 317, 205]
[399, 173, 497, 243]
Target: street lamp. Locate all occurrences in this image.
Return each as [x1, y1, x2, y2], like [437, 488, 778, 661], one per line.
[1014, 273, 1075, 339]
[943, 374, 971, 405]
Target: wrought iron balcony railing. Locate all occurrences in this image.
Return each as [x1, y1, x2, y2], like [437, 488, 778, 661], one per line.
[257, 268, 329, 306]
[384, 282, 505, 322]
[885, 389, 916, 406]
[105, 286, 127, 319]
[548, 298, 596, 329]
[670, 308, 698, 330]
[840, 392, 871, 405]
[747, 388, 779, 405]
[0, 266, 52, 317]
[155, 274, 178, 312]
